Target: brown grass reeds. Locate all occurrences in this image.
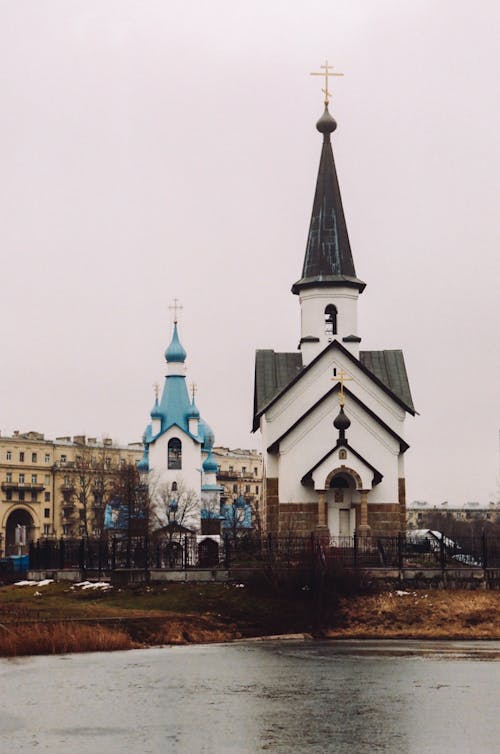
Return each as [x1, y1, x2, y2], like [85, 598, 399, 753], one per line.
[0, 622, 136, 657]
[326, 590, 500, 639]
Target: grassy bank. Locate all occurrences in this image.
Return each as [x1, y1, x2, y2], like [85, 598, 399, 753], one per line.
[0, 580, 498, 656]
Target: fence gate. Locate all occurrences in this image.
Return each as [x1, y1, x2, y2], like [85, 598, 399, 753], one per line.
[198, 538, 219, 567]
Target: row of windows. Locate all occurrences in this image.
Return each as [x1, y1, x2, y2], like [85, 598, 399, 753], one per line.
[229, 484, 259, 494]
[4, 473, 50, 484]
[4, 490, 51, 502]
[2, 451, 52, 463]
[226, 465, 260, 476]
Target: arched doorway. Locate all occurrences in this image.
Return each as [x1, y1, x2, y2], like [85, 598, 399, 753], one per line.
[325, 469, 361, 539]
[5, 509, 35, 556]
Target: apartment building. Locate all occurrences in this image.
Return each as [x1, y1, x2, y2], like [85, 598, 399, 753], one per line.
[0, 431, 142, 555]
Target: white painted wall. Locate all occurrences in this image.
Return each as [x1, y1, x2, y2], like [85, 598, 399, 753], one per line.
[148, 425, 201, 496]
[299, 285, 360, 364]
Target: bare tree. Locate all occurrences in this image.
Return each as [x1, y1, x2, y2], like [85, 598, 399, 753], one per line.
[149, 477, 200, 537]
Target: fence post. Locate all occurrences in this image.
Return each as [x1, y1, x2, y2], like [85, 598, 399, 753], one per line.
[224, 533, 230, 569]
[79, 537, 85, 573]
[144, 535, 149, 572]
[184, 535, 188, 570]
[439, 535, 446, 573]
[397, 533, 403, 571]
[482, 531, 488, 570]
[126, 533, 131, 569]
[112, 536, 116, 571]
[59, 537, 65, 570]
[97, 539, 102, 578]
[353, 531, 358, 568]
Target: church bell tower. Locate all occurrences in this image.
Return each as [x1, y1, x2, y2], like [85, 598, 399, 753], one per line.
[292, 96, 365, 364]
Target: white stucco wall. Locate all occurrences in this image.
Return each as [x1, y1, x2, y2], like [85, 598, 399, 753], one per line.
[299, 286, 360, 364]
[148, 425, 202, 497]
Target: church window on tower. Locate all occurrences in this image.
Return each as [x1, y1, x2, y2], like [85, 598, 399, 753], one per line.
[172, 481, 178, 492]
[339, 449, 347, 460]
[325, 305, 338, 338]
[168, 438, 182, 470]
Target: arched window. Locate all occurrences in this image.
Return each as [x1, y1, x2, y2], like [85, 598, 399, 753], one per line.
[168, 438, 182, 470]
[172, 481, 178, 492]
[325, 305, 337, 337]
[339, 448, 347, 460]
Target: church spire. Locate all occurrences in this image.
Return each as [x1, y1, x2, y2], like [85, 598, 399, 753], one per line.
[292, 104, 365, 295]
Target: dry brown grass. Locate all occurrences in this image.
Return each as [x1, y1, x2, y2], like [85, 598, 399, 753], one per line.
[0, 622, 136, 657]
[325, 589, 500, 639]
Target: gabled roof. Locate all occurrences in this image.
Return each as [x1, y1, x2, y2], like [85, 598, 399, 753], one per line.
[300, 440, 383, 487]
[267, 384, 409, 454]
[253, 339, 415, 430]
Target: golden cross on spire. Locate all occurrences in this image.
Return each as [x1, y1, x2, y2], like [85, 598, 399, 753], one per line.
[190, 383, 197, 403]
[168, 298, 183, 324]
[153, 383, 160, 401]
[310, 59, 344, 106]
[332, 367, 353, 407]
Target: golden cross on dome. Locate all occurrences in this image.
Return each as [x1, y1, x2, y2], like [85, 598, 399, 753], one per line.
[310, 59, 344, 106]
[168, 298, 183, 324]
[332, 367, 352, 407]
[190, 383, 197, 402]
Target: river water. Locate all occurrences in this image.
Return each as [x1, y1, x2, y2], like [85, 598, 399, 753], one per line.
[0, 640, 498, 753]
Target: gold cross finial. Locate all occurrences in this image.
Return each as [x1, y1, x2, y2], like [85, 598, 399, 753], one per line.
[332, 367, 353, 407]
[190, 383, 197, 403]
[168, 298, 183, 324]
[310, 59, 344, 106]
[153, 383, 160, 401]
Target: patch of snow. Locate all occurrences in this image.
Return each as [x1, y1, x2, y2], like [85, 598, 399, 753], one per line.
[395, 590, 411, 596]
[33, 591, 42, 597]
[37, 580, 54, 587]
[14, 580, 39, 586]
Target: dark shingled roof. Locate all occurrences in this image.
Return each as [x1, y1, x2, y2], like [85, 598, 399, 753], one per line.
[253, 345, 414, 430]
[291, 108, 365, 295]
[360, 350, 415, 414]
[253, 350, 303, 423]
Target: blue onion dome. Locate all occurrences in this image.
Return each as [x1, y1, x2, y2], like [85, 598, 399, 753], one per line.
[188, 399, 200, 420]
[316, 105, 337, 134]
[334, 405, 351, 431]
[202, 449, 218, 474]
[137, 446, 149, 472]
[235, 495, 246, 509]
[150, 398, 162, 420]
[165, 323, 187, 363]
[199, 418, 215, 451]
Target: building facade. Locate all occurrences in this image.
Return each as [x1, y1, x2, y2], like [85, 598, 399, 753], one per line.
[0, 431, 142, 555]
[407, 501, 500, 531]
[253, 101, 415, 538]
[212, 447, 262, 530]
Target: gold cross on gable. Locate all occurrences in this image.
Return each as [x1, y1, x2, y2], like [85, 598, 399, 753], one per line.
[153, 383, 160, 401]
[310, 59, 344, 106]
[190, 383, 197, 402]
[168, 298, 183, 324]
[332, 367, 352, 407]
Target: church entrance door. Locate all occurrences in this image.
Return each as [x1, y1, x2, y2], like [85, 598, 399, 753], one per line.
[339, 509, 351, 538]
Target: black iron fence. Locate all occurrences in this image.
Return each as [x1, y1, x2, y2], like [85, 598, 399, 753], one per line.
[27, 532, 500, 574]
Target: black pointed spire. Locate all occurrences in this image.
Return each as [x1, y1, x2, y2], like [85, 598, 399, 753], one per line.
[292, 106, 365, 295]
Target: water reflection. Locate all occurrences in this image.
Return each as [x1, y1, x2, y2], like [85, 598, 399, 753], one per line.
[0, 640, 497, 753]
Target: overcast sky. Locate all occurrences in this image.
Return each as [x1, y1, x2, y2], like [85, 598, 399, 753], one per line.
[0, 0, 498, 506]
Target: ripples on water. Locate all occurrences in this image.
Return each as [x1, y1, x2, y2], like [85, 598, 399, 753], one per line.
[0, 640, 498, 753]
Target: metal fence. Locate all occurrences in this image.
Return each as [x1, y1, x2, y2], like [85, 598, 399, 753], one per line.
[27, 531, 500, 574]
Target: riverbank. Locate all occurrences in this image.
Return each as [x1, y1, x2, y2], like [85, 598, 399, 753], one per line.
[0, 580, 498, 656]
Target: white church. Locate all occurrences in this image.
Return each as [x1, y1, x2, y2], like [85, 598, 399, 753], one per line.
[138, 315, 221, 529]
[253, 98, 416, 538]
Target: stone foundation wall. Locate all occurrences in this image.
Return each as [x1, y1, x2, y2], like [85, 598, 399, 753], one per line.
[264, 477, 279, 534]
[366, 503, 401, 537]
[278, 503, 318, 536]
[398, 478, 407, 532]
